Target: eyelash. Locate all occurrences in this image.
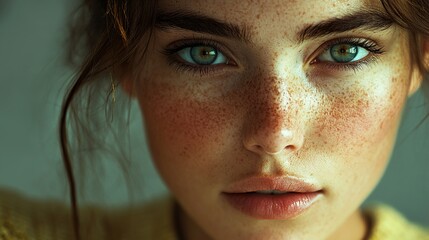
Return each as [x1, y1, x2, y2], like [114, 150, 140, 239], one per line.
[312, 38, 384, 72]
[162, 38, 229, 76]
[162, 37, 385, 75]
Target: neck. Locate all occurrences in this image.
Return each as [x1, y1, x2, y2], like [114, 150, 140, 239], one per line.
[327, 209, 370, 240]
[175, 203, 213, 240]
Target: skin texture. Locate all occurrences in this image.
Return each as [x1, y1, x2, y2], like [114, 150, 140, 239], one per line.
[121, 0, 427, 239]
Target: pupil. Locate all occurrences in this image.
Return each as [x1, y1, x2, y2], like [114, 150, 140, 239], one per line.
[191, 46, 218, 65]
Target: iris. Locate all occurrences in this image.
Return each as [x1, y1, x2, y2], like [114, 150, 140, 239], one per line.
[190, 46, 218, 65]
[330, 44, 358, 63]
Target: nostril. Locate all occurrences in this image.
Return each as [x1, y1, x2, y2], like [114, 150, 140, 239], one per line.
[250, 145, 266, 155]
[285, 145, 296, 151]
[244, 137, 302, 156]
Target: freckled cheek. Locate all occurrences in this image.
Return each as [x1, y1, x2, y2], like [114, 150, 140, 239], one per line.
[141, 94, 233, 161]
[317, 89, 404, 152]
[315, 83, 407, 199]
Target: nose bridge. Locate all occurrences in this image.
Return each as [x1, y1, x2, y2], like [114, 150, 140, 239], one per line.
[252, 48, 301, 127]
[254, 76, 294, 132]
[243, 70, 305, 155]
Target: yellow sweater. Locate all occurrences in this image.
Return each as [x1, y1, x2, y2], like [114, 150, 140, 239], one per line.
[1, 189, 428, 240]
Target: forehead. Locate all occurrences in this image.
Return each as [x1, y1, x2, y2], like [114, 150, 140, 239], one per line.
[157, 0, 384, 44]
[157, 0, 381, 30]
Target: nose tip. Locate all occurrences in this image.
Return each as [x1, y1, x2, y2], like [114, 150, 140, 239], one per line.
[243, 127, 304, 156]
[251, 143, 298, 156]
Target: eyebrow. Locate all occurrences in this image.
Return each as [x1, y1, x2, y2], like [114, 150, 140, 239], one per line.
[297, 10, 394, 42]
[155, 10, 252, 42]
[155, 10, 394, 43]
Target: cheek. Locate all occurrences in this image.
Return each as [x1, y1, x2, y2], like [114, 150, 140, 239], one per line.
[140, 82, 235, 162]
[300, 75, 409, 220]
[313, 75, 409, 202]
[315, 76, 406, 156]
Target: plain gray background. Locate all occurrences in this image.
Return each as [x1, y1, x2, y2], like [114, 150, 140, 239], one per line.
[1, 0, 428, 226]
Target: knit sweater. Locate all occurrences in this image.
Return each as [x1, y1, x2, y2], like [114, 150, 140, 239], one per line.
[1, 189, 428, 240]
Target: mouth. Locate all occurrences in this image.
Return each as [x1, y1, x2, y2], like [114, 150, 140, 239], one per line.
[249, 190, 294, 195]
[222, 176, 323, 220]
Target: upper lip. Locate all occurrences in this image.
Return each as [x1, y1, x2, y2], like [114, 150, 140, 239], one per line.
[223, 176, 322, 193]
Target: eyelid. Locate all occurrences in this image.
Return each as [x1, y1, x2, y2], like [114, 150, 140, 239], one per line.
[309, 37, 384, 64]
[161, 37, 240, 76]
[162, 38, 237, 66]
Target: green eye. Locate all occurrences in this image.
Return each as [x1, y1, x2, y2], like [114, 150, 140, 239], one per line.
[177, 45, 228, 65]
[330, 44, 358, 63]
[190, 46, 218, 65]
[318, 43, 369, 63]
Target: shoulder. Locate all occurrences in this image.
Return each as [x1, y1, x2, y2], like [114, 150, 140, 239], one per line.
[105, 196, 178, 240]
[0, 189, 178, 240]
[364, 204, 429, 240]
[0, 188, 77, 240]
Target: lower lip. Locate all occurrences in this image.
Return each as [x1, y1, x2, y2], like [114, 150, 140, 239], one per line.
[223, 192, 321, 219]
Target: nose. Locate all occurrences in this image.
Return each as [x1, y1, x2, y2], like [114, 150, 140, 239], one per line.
[242, 77, 305, 156]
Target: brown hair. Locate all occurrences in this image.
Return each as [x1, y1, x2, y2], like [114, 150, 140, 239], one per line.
[381, 0, 429, 74]
[61, 1, 429, 239]
[61, 1, 157, 239]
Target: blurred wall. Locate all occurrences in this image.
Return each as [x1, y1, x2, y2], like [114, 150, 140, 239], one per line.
[0, 0, 428, 226]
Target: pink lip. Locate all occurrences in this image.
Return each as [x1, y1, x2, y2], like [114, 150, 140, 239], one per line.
[223, 176, 323, 219]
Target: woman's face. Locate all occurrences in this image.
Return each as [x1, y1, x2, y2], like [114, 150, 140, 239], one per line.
[129, 0, 422, 239]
